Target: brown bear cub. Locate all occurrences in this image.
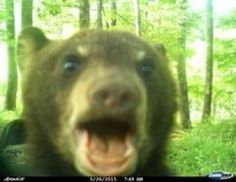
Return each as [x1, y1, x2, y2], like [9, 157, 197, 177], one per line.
[16, 27, 176, 176]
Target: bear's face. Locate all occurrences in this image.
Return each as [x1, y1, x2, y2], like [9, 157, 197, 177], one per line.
[18, 28, 176, 176]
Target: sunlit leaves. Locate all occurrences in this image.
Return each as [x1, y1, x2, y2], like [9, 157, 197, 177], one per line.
[218, 10, 236, 28]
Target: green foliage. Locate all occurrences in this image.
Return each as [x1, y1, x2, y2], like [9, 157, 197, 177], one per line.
[212, 39, 236, 118]
[103, 0, 148, 32]
[0, 82, 7, 97]
[35, 0, 80, 35]
[0, 3, 7, 41]
[214, 39, 236, 69]
[158, 0, 176, 4]
[0, 9, 6, 20]
[0, 111, 19, 126]
[40, 1, 62, 16]
[188, 74, 204, 116]
[0, 1, 17, 43]
[167, 119, 236, 175]
[0, 83, 6, 113]
[185, 10, 205, 40]
[218, 10, 236, 28]
[0, 81, 22, 115]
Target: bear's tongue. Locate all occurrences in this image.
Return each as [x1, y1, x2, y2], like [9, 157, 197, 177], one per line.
[88, 132, 127, 157]
[77, 129, 136, 174]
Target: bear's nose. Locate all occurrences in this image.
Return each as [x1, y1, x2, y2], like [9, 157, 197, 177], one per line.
[90, 81, 138, 114]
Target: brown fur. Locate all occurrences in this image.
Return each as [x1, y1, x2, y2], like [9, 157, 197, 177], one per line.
[17, 27, 176, 176]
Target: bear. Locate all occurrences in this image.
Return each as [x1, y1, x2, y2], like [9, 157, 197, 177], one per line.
[11, 27, 176, 176]
[0, 119, 26, 150]
[0, 119, 27, 175]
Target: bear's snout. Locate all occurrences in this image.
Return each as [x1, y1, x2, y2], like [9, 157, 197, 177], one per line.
[89, 80, 139, 115]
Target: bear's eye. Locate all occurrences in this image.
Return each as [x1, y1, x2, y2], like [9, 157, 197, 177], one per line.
[137, 61, 155, 78]
[63, 55, 81, 73]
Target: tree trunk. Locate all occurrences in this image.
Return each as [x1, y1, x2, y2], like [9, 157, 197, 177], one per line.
[4, 0, 17, 110]
[96, 0, 103, 29]
[145, 0, 149, 20]
[110, 0, 117, 27]
[79, 0, 90, 28]
[133, 0, 141, 36]
[176, 0, 191, 129]
[21, 0, 33, 28]
[202, 0, 214, 122]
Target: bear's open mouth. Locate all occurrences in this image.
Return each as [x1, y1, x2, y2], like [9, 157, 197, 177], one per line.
[75, 118, 137, 176]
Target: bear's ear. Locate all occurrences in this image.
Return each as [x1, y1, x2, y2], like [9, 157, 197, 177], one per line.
[17, 27, 49, 72]
[154, 43, 166, 57]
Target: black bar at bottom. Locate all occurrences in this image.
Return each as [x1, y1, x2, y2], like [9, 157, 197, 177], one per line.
[0, 176, 235, 182]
